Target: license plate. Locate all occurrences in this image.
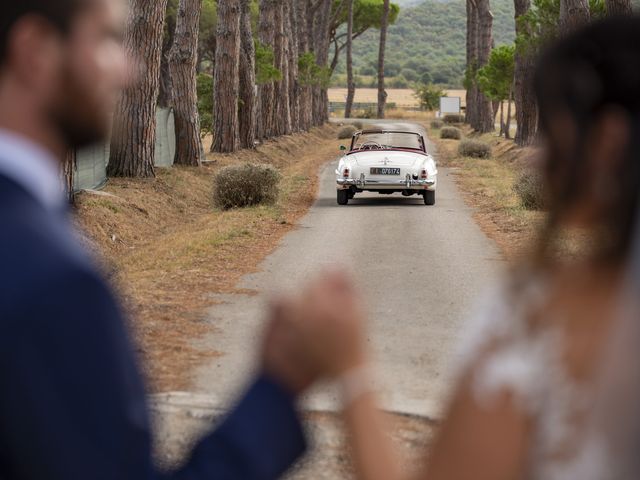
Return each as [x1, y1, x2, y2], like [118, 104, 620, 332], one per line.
[370, 167, 400, 175]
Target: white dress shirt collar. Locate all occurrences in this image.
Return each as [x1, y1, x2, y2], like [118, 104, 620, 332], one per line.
[0, 128, 66, 211]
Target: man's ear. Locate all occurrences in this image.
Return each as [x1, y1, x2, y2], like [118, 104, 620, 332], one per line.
[4, 15, 65, 88]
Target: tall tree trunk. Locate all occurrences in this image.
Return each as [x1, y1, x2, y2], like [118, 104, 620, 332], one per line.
[239, 0, 257, 148]
[377, 0, 390, 119]
[345, 0, 356, 119]
[499, 100, 504, 136]
[298, 1, 314, 131]
[158, 56, 173, 108]
[286, 0, 301, 133]
[212, 0, 241, 153]
[472, 0, 494, 133]
[169, 0, 203, 166]
[312, 0, 332, 126]
[63, 149, 76, 203]
[109, 0, 168, 178]
[258, 0, 277, 139]
[514, 0, 538, 146]
[505, 88, 513, 140]
[274, 2, 292, 136]
[606, 0, 632, 15]
[158, 8, 176, 108]
[560, 0, 590, 32]
[465, 0, 478, 126]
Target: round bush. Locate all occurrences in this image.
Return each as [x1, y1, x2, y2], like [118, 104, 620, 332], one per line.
[351, 121, 364, 130]
[430, 120, 444, 129]
[458, 139, 491, 158]
[213, 163, 281, 210]
[443, 114, 465, 124]
[440, 126, 462, 140]
[514, 169, 547, 210]
[338, 125, 357, 139]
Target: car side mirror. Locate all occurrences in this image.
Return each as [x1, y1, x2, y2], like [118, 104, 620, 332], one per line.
[339, 145, 347, 151]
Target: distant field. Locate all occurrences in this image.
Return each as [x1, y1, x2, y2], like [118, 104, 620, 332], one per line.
[328, 88, 467, 108]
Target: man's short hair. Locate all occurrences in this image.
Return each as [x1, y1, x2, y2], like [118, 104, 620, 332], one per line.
[0, 0, 85, 65]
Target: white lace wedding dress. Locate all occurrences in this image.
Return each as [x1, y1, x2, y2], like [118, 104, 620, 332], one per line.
[455, 279, 640, 479]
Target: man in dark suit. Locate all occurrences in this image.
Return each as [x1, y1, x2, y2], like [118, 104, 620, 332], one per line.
[0, 1, 321, 478]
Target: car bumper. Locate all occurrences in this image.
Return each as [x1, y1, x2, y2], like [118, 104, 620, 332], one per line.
[337, 174, 436, 190]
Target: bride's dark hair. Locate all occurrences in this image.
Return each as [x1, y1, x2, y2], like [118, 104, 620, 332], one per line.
[533, 17, 640, 267]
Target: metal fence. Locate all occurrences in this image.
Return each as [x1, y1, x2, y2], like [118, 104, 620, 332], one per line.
[73, 108, 176, 192]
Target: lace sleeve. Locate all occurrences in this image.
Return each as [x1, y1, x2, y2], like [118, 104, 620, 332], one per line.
[453, 280, 557, 416]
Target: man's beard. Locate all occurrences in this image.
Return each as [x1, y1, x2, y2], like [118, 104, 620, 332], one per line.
[48, 64, 113, 149]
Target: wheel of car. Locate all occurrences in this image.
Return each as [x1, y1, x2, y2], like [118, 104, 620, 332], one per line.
[337, 189, 349, 205]
[423, 190, 436, 206]
[348, 190, 355, 199]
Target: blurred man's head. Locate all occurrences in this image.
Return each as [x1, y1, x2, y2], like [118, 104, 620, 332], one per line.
[0, 0, 128, 151]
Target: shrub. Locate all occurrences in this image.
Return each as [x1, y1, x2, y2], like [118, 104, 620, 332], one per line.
[443, 114, 465, 124]
[351, 121, 364, 130]
[514, 169, 547, 210]
[440, 126, 461, 140]
[414, 83, 446, 111]
[338, 126, 357, 139]
[213, 163, 281, 210]
[355, 107, 376, 119]
[458, 139, 491, 158]
[430, 120, 444, 129]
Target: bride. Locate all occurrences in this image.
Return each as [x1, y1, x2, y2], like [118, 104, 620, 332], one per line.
[273, 17, 640, 480]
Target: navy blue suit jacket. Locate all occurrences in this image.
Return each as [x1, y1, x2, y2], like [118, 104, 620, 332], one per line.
[0, 174, 306, 479]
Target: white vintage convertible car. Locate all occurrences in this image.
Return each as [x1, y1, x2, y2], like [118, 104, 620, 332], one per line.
[335, 129, 438, 205]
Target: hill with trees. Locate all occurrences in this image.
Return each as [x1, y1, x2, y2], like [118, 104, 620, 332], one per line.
[333, 0, 516, 87]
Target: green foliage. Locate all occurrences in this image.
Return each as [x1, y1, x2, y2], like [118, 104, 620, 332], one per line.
[339, 0, 516, 87]
[476, 45, 515, 101]
[516, 0, 605, 55]
[213, 164, 281, 210]
[332, 0, 401, 34]
[414, 83, 446, 111]
[387, 75, 409, 88]
[298, 52, 332, 87]
[200, 0, 217, 40]
[255, 41, 282, 85]
[458, 139, 492, 158]
[440, 126, 462, 140]
[197, 73, 213, 138]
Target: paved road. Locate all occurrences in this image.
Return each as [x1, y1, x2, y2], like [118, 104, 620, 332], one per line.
[192, 122, 503, 419]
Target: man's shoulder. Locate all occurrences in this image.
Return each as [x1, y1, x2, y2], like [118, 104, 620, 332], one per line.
[0, 183, 105, 316]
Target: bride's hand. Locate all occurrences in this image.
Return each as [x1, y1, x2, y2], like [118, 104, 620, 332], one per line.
[268, 270, 369, 381]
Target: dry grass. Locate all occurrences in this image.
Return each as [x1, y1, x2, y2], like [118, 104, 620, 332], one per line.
[432, 124, 544, 259]
[328, 88, 419, 107]
[328, 88, 469, 108]
[75, 125, 341, 391]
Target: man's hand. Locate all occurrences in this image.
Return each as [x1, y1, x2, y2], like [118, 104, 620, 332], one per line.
[261, 299, 320, 395]
[261, 270, 369, 395]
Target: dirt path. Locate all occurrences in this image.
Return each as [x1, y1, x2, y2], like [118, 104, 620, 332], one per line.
[150, 122, 505, 477]
[191, 122, 504, 418]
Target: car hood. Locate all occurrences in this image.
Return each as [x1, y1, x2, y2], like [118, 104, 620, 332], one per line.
[348, 150, 424, 168]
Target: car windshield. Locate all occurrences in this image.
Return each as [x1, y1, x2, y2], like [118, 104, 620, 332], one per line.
[350, 131, 425, 152]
